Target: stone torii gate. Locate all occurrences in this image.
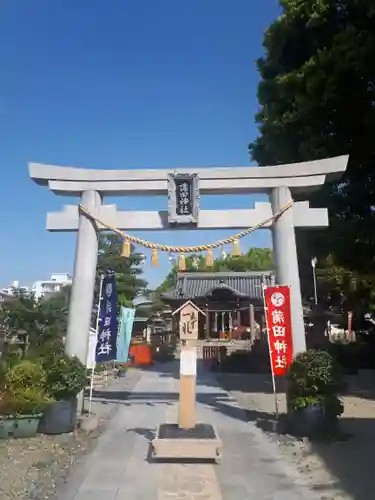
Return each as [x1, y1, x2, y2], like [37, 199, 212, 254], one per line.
[29, 155, 348, 363]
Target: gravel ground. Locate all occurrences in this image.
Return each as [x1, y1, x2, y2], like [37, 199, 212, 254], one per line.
[216, 370, 375, 500]
[0, 431, 94, 500]
[0, 368, 141, 500]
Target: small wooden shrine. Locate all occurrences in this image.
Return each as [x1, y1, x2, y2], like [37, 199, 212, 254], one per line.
[161, 271, 275, 340]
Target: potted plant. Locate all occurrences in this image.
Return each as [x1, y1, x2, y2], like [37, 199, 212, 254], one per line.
[7, 387, 52, 438]
[1, 360, 52, 439]
[38, 352, 86, 435]
[116, 364, 127, 378]
[287, 349, 344, 437]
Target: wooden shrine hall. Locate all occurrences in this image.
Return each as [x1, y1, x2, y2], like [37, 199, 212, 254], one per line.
[160, 271, 275, 340]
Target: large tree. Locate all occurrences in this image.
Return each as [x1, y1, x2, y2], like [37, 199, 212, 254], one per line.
[250, 0, 375, 310]
[96, 233, 148, 309]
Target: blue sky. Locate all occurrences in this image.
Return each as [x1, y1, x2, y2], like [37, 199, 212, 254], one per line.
[0, 0, 280, 289]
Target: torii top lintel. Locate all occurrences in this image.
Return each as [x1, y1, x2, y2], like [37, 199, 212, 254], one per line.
[28, 155, 349, 196]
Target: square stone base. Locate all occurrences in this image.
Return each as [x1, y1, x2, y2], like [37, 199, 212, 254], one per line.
[151, 423, 222, 463]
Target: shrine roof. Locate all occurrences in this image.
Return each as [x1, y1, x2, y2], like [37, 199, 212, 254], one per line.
[160, 271, 275, 302]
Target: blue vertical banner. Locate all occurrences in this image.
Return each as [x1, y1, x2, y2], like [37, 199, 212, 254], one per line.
[95, 270, 118, 363]
[116, 307, 135, 363]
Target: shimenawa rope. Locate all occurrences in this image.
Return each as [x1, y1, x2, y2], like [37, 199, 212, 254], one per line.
[78, 200, 292, 261]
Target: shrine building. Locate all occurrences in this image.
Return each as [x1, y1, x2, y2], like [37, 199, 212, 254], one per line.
[160, 271, 274, 340]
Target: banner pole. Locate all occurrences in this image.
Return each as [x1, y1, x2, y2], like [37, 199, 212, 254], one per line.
[89, 274, 104, 416]
[262, 285, 279, 422]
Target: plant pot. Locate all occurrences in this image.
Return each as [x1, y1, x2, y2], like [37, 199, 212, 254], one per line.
[0, 416, 15, 439]
[13, 414, 42, 438]
[38, 398, 77, 435]
[117, 371, 127, 378]
[288, 404, 336, 437]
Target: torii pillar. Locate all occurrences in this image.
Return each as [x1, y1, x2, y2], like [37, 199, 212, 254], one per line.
[271, 186, 306, 354]
[65, 191, 102, 364]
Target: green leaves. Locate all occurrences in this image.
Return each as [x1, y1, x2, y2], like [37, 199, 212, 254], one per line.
[5, 387, 52, 416]
[1, 360, 52, 416]
[40, 353, 86, 401]
[96, 233, 148, 311]
[0, 287, 69, 359]
[287, 349, 344, 416]
[214, 248, 274, 272]
[6, 361, 46, 393]
[157, 248, 274, 292]
[251, 0, 375, 311]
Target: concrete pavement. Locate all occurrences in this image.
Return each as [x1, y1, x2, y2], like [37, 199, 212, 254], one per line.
[59, 361, 319, 500]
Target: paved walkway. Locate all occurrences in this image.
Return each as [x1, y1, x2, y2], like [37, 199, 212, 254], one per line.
[60, 362, 319, 500]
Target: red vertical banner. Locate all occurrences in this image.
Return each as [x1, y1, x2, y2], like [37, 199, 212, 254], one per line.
[264, 286, 294, 376]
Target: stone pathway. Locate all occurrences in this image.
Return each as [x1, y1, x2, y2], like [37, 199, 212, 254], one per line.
[59, 362, 319, 500]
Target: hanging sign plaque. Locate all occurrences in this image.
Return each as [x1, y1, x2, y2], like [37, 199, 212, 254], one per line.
[167, 173, 200, 225]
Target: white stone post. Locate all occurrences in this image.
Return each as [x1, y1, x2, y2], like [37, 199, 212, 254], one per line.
[65, 190, 102, 364]
[271, 186, 306, 354]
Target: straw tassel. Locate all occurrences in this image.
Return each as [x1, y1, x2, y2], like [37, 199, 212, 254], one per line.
[178, 254, 186, 271]
[231, 239, 241, 256]
[151, 248, 159, 267]
[205, 249, 214, 267]
[121, 239, 131, 258]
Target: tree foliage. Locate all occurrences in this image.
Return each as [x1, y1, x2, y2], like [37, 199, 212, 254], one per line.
[1, 234, 148, 357]
[212, 248, 274, 273]
[156, 248, 274, 296]
[0, 289, 68, 357]
[96, 232, 148, 309]
[250, 0, 375, 311]
[316, 254, 375, 312]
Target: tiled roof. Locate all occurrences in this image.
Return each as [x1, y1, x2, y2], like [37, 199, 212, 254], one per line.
[161, 271, 275, 301]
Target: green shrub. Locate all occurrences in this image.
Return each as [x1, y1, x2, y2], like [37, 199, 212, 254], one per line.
[0, 360, 8, 388]
[30, 339, 65, 359]
[6, 360, 46, 394]
[287, 349, 344, 418]
[0, 360, 51, 416]
[41, 353, 86, 400]
[0, 353, 25, 389]
[0, 389, 13, 415]
[6, 387, 52, 416]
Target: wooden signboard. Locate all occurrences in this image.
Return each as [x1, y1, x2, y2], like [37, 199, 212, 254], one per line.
[172, 301, 205, 429]
[179, 302, 199, 341]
